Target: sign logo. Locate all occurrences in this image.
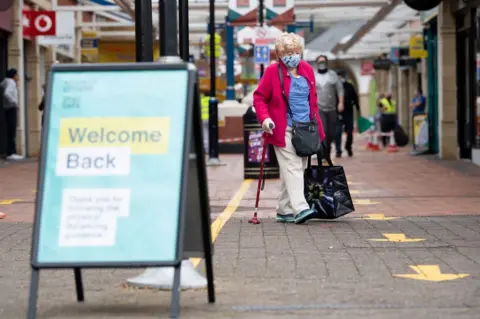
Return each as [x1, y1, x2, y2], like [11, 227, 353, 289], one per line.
[34, 14, 53, 33]
[22, 10, 56, 37]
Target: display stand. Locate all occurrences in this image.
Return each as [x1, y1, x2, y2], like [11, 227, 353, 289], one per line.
[27, 62, 215, 319]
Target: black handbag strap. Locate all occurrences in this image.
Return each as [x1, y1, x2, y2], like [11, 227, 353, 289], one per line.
[277, 64, 294, 119]
[307, 142, 334, 169]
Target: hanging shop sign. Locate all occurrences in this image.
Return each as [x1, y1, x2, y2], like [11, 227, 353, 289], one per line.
[373, 57, 391, 71]
[81, 31, 99, 57]
[228, 0, 258, 26]
[409, 34, 428, 59]
[22, 10, 56, 37]
[265, 0, 294, 27]
[391, 47, 418, 68]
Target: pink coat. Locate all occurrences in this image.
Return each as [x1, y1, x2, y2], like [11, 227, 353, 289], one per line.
[253, 60, 325, 148]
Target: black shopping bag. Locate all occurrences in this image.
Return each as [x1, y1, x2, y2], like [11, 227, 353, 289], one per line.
[394, 125, 409, 147]
[304, 150, 355, 219]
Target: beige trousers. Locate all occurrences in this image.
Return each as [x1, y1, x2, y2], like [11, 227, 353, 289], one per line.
[273, 129, 310, 215]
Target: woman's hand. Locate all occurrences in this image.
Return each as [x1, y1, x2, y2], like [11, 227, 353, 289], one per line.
[262, 118, 275, 134]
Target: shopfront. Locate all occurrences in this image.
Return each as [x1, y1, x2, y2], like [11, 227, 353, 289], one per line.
[455, 0, 480, 163]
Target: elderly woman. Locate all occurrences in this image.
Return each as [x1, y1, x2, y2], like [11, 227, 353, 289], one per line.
[253, 33, 325, 224]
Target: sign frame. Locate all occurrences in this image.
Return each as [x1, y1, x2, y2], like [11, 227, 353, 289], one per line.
[31, 62, 195, 269]
[28, 62, 215, 318]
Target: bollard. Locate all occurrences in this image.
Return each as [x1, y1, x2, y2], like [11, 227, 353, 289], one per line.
[242, 106, 279, 179]
[126, 259, 207, 290]
[387, 131, 399, 153]
[368, 131, 381, 151]
[365, 128, 375, 150]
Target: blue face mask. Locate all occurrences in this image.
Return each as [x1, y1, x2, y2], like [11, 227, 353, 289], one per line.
[281, 54, 301, 68]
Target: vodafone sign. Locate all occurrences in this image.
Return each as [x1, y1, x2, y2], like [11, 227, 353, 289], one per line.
[22, 10, 56, 37]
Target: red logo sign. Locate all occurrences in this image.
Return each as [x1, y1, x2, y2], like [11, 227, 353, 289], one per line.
[22, 10, 56, 37]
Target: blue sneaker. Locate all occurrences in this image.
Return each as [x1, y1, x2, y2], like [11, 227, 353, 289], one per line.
[275, 213, 295, 223]
[294, 208, 317, 224]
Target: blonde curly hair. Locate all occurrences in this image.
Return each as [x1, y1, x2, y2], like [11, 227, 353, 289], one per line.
[275, 33, 304, 56]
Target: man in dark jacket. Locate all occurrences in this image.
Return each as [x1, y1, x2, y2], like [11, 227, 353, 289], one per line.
[335, 71, 360, 157]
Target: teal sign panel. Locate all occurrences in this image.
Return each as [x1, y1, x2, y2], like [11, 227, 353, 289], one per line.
[34, 67, 190, 265]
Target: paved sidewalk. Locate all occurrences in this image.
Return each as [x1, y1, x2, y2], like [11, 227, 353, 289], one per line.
[1, 142, 480, 318]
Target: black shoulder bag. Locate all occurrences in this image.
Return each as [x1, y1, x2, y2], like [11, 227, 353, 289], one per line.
[278, 64, 322, 157]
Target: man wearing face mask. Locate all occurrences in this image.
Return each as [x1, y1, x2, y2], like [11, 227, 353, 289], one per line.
[335, 71, 359, 157]
[315, 55, 344, 157]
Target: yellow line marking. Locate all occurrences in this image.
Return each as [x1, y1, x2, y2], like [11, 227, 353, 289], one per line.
[369, 233, 425, 243]
[363, 214, 398, 221]
[353, 199, 379, 205]
[349, 190, 360, 195]
[191, 179, 253, 268]
[0, 199, 22, 205]
[394, 265, 469, 282]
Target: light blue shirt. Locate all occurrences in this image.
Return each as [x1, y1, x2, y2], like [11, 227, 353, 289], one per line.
[287, 74, 310, 127]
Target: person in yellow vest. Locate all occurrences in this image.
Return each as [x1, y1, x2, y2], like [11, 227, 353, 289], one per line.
[200, 94, 210, 153]
[379, 92, 397, 147]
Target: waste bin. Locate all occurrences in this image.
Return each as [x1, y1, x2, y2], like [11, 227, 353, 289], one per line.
[243, 106, 280, 180]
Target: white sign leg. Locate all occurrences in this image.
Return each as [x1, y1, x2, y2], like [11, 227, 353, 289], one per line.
[126, 260, 207, 290]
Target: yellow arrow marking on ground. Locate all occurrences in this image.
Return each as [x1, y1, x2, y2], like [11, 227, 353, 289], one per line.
[353, 199, 379, 205]
[369, 233, 425, 242]
[362, 214, 399, 220]
[349, 190, 361, 194]
[394, 265, 469, 282]
[0, 199, 22, 205]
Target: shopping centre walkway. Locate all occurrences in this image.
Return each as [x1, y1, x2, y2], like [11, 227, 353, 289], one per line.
[1, 138, 480, 318]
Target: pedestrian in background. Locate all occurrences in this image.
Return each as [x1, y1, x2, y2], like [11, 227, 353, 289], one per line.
[315, 55, 344, 156]
[38, 84, 46, 127]
[0, 68, 22, 160]
[335, 71, 360, 158]
[254, 33, 324, 224]
[410, 88, 426, 115]
[379, 92, 397, 147]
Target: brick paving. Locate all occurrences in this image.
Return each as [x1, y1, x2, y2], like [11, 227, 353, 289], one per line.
[1, 141, 480, 318]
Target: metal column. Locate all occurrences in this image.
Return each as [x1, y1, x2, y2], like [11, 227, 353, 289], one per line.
[207, 0, 220, 164]
[178, 0, 189, 61]
[162, 0, 178, 56]
[258, 0, 264, 78]
[225, 18, 235, 100]
[134, 0, 154, 62]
